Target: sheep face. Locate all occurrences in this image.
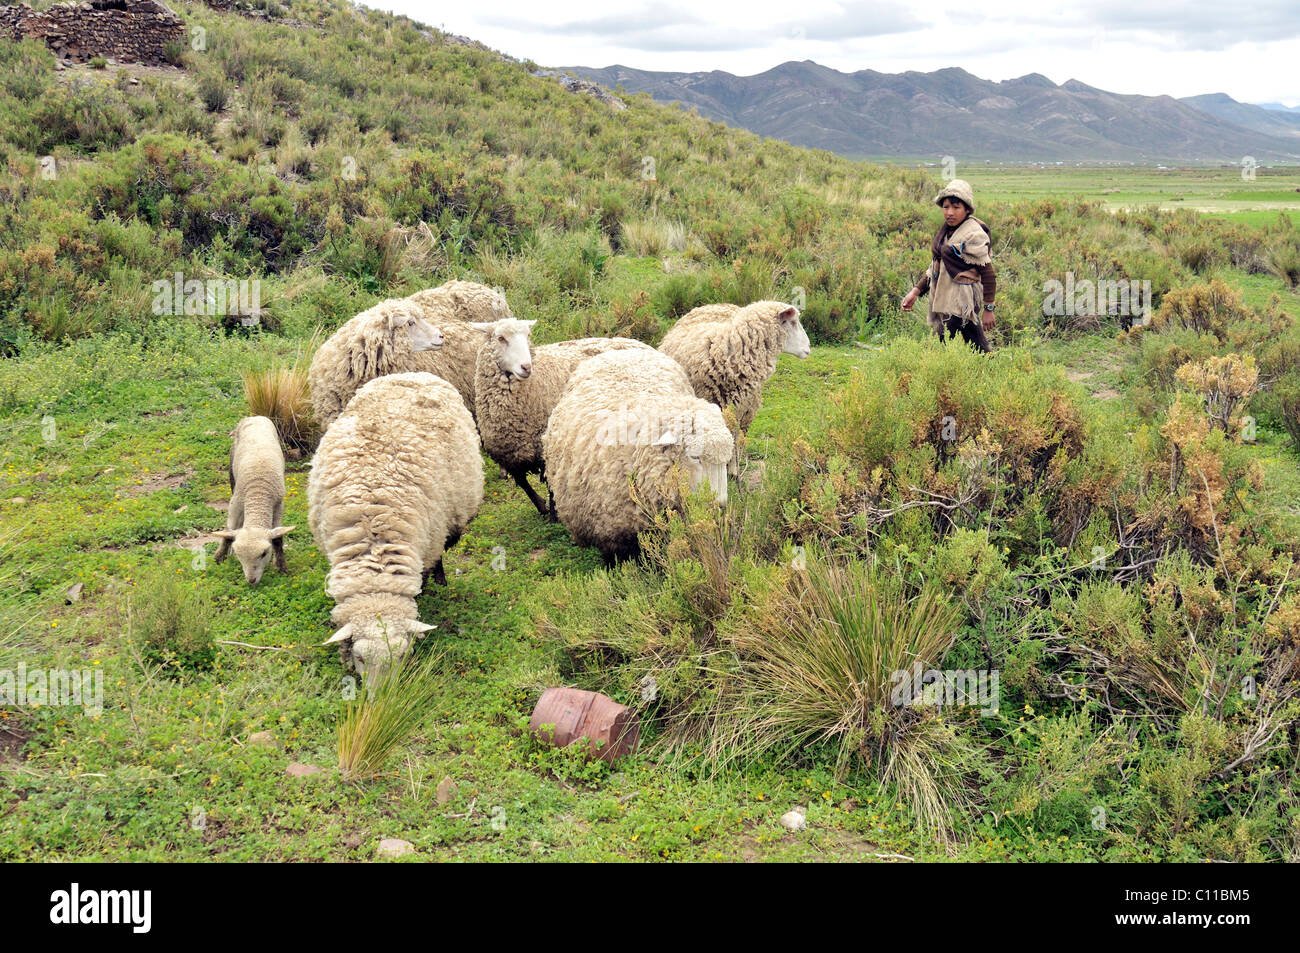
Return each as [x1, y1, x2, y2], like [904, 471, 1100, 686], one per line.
[326, 617, 436, 680]
[388, 309, 444, 353]
[473, 318, 537, 381]
[778, 305, 811, 359]
[654, 423, 732, 505]
[218, 526, 293, 585]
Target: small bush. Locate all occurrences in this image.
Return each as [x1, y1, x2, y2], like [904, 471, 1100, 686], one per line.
[130, 564, 217, 673]
[197, 75, 231, 113]
[89, 56, 108, 70]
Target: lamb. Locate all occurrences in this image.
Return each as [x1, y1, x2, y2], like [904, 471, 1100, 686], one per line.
[308, 298, 445, 432]
[308, 372, 484, 677]
[542, 349, 733, 561]
[404, 281, 513, 415]
[471, 318, 654, 516]
[657, 300, 811, 443]
[214, 416, 294, 585]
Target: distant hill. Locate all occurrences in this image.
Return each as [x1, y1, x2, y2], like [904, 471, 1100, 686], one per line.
[564, 61, 1300, 163]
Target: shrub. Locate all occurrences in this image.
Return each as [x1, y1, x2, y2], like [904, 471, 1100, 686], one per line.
[129, 564, 217, 674]
[197, 75, 231, 113]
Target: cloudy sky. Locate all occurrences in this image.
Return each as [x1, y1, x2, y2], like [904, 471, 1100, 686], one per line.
[373, 0, 1296, 105]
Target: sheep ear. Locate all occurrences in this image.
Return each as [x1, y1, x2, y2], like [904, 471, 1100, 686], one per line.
[467, 322, 496, 334]
[408, 621, 436, 634]
[778, 305, 800, 323]
[269, 525, 295, 539]
[214, 529, 237, 540]
[654, 430, 679, 447]
[323, 625, 353, 645]
[524, 320, 537, 329]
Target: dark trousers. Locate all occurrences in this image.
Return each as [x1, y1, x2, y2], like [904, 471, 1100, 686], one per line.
[935, 314, 991, 352]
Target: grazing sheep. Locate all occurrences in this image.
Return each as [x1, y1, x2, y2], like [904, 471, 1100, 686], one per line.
[542, 349, 733, 561]
[308, 372, 484, 677]
[308, 298, 445, 432]
[471, 318, 655, 516]
[657, 300, 811, 437]
[214, 416, 294, 585]
[404, 281, 513, 415]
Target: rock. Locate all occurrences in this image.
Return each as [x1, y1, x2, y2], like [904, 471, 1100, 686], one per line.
[436, 777, 458, 805]
[9, 498, 26, 505]
[342, 833, 362, 849]
[64, 583, 83, 604]
[377, 838, 414, 857]
[285, 762, 323, 778]
[247, 730, 275, 747]
[779, 808, 807, 832]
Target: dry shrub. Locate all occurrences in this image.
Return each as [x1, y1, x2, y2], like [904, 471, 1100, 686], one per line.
[1174, 353, 1259, 435]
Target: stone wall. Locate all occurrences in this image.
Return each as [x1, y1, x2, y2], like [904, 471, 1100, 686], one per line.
[0, 0, 185, 67]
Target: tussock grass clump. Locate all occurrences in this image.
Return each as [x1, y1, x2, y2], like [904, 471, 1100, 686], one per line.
[704, 552, 975, 836]
[337, 650, 444, 782]
[243, 328, 320, 452]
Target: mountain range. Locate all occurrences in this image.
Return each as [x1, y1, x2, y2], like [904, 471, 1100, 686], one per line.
[564, 61, 1300, 163]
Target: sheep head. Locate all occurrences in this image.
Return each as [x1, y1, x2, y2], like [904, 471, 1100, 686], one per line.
[216, 525, 294, 585]
[385, 304, 444, 353]
[775, 304, 811, 358]
[652, 408, 733, 504]
[470, 318, 536, 381]
[324, 616, 436, 680]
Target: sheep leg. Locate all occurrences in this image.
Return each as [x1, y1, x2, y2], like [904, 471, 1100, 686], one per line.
[509, 468, 550, 517]
[431, 559, 447, 587]
[272, 500, 288, 573]
[547, 487, 557, 522]
[214, 494, 241, 562]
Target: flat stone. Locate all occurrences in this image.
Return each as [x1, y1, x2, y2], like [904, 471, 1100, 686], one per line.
[780, 808, 807, 832]
[436, 777, 458, 805]
[247, 730, 275, 747]
[285, 762, 323, 778]
[377, 838, 414, 857]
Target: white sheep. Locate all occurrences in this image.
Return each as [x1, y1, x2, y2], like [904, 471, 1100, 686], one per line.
[471, 318, 654, 517]
[308, 298, 445, 432]
[308, 372, 484, 676]
[657, 300, 810, 454]
[214, 416, 294, 585]
[542, 349, 733, 561]
[404, 280, 512, 415]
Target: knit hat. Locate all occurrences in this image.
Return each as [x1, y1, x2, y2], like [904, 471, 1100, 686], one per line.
[933, 178, 975, 212]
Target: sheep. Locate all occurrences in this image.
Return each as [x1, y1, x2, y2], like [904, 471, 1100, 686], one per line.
[404, 281, 513, 415]
[657, 300, 810, 462]
[542, 349, 733, 561]
[308, 372, 484, 677]
[214, 415, 294, 585]
[308, 298, 445, 432]
[470, 318, 655, 517]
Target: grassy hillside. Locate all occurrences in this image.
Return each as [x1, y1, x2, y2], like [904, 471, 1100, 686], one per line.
[2, 0, 1300, 861]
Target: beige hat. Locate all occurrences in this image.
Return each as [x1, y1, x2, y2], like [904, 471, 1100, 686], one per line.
[933, 179, 975, 212]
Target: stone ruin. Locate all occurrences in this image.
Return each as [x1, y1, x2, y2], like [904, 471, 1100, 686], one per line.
[0, 0, 185, 67]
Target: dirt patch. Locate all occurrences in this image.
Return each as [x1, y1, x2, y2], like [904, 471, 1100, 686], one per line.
[0, 721, 31, 764]
[1067, 370, 1094, 383]
[741, 459, 767, 490]
[154, 533, 224, 553]
[1091, 388, 1121, 401]
[143, 406, 185, 418]
[121, 466, 195, 497]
